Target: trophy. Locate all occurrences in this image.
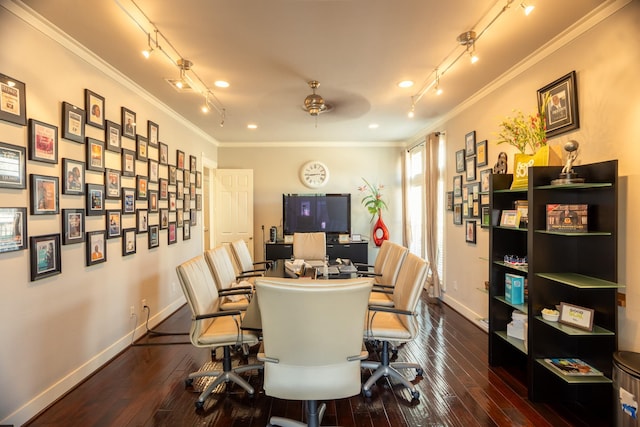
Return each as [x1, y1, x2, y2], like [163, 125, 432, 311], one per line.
[551, 140, 584, 185]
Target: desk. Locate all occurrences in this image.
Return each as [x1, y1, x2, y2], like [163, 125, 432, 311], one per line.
[265, 241, 368, 264]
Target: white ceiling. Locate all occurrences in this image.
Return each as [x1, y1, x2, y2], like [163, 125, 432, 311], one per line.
[20, 0, 604, 145]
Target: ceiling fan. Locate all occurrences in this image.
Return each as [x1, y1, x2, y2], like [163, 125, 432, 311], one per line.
[303, 80, 333, 117]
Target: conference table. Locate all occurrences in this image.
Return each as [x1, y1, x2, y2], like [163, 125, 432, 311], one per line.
[240, 259, 360, 331]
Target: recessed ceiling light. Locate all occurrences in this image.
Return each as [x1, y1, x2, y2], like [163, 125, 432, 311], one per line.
[247, 124, 258, 130]
[398, 80, 414, 88]
[215, 80, 230, 88]
[368, 123, 379, 129]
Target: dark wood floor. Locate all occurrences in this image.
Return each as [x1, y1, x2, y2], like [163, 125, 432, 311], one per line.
[27, 292, 607, 426]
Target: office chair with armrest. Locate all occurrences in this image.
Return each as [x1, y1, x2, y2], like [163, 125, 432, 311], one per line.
[205, 246, 254, 311]
[292, 232, 326, 262]
[362, 252, 428, 400]
[176, 255, 262, 409]
[255, 276, 374, 427]
[354, 239, 392, 274]
[230, 238, 271, 276]
[364, 242, 408, 307]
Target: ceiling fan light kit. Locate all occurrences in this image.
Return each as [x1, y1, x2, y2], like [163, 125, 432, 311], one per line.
[303, 80, 328, 116]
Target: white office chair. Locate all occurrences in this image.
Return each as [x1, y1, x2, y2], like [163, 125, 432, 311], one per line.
[364, 242, 409, 307]
[204, 246, 253, 311]
[292, 232, 326, 261]
[176, 255, 262, 409]
[256, 276, 374, 427]
[230, 239, 271, 276]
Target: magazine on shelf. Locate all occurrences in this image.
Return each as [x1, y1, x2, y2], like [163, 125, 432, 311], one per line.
[543, 358, 603, 376]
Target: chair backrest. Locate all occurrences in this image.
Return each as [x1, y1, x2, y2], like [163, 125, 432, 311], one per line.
[204, 246, 237, 290]
[176, 255, 220, 341]
[392, 252, 429, 334]
[255, 276, 374, 400]
[230, 239, 254, 273]
[378, 242, 409, 286]
[372, 240, 392, 273]
[292, 232, 326, 260]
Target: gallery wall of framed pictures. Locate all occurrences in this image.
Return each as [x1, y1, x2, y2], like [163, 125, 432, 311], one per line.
[0, 71, 203, 281]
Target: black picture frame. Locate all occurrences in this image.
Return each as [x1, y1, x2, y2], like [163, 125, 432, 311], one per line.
[148, 190, 159, 213]
[122, 187, 135, 215]
[465, 156, 477, 182]
[453, 204, 462, 225]
[106, 209, 122, 239]
[148, 224, 159, 249]
[480, 168, 492, 193]
[160, 208, 169, 229]
[189, 155, 197, 172]
[148, 159, 159, 183]
[61, 101, 85, 143]
[184, 169, 191, 186]
[121, 149, 136, 177]
[176, 150, 185, 170]
[28, 119, 58, 164]
[190, 209, 197, 226]
[147, 121, 159, 148]
[86, 183, 105, 216]
[168, 192, 176, 212]
[136, 175, 148, 200]
[30, 234, 61, 281]
[159, 142, 168, 165]
[86, 138, 105, 172]
[85, 89, 105, 129]
[465, 131, 476, 157]
[105, 120, 121, 153]
[0, 207, 27, 253]
[538, 70, 579, 138]
[105, 168, 121, 199]
[453, 175, 462, 197]
[121, 107, 136, 139]
[476, 140, 488, 167]
[122, 228, 136, 256]
[446, 191, 454, 211]
[137, 209, 148, 234]
[183, 194, 191, 212]
[169, 165, 177, 185]
[136, 135, 148, 161]
[455, 149, 465, 173]
[0, 73, 27, 125]
[62, 208, 85, 245]
[196, 171, 202, 189]
[176, 209, 184, 228]
[30, 174, 59, 215]
[196, 193, 202, 211]
[168, 222, 177, 244]
[62, 158, 85, 195]
[177, 180, 184, 199]
[183, 220, 191, 240]
[86, 230, 107, 266]
[0, 141, 26, 189]
[159, 178, 168, 200]
[481, 206, 491, 228]
[465, 220, 477, 244]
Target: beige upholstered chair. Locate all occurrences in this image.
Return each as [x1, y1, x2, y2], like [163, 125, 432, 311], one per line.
[176, 255, 262, 409]
[292, 232, 326, 261]
[204, 246, 253, 311]
[362, 252, 428, 400]
[230, 239, 270, 277]
[364, 242, 409, 307]
[354, 239, 392, 274]
[256, 276, 374, 427]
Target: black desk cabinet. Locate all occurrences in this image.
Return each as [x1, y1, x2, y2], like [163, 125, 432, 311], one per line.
[265, 241, 368, 264]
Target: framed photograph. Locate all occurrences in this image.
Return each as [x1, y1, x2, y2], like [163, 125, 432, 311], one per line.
[184, 169, 191, 186]
[136, 175, 148, 200]
[136, 135, 148, 161]
[465, 220, 477, 244]
[538, 71, 579, 138]
[105, 168, 121, 199]
[183, 220, 191, 240]
[137, 209, 148, 233]
[177, 180, 184, 199]
[559, 302, 594, 331]
[61, 101, 85, 143]
[500, 209, 521, 228]
[62, 158, 85, 195]
[30, 234, 61, 281]
[465, 156, 477, 182]
[85, 89, 105, 129]
[160, 208, 169, 229]
[189, 155, 197, 172]
[480, 168, 491, 193]
[147, 120, 159, 148]
[122, 228, 136, 256]
[176, 150, 185, 170]
[28, 119, 58, 164]
[169, 165, 177, 185]
[446, 191, 454, 211]
[481, 206, 491, 228]
[121, 107, 136, 139]
[86, 138, 105, 172]
[465, 131, 476, 157]
[157, 142, 168, 166]
[453, 175, 462, 197]
[169, 192, 176, 212]
[176, 209, 184, 227]
[122, 187, 135, 215]
[183, 194, 191, 212]
[0, 73, 27, 125]
[190, 209, 197, 226]
[106, 209, 122, 239]
[121, 149, 136, 177]
[0, 141, 26, 189]
[148, 190, 159, 213]
[455, 149, 465, 173]
[148, 159, 159, 183]
[168, 222, 177, 244]
[105, 120, 121, 153]
[453, 204, 462, 225]
[468, 182, 480, 201]
[0, 207, 27, 253]
[86, 230, 107, 266]
[86, 183, 105, 216]
[196, 193, 202, 211]
[148, 224, 159, 248]
[30, 174, 59, 215]
[62, 208, 84, 245]
[196, 171, 202, 188]
[159, 178, 168, 200]
[476, 140, 488, 167]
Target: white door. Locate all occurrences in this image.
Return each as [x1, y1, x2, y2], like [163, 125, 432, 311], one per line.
[214, 169, 254, 257]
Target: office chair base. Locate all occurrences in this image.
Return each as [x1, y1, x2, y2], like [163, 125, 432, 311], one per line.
[361, 342, 422, 400]
[269, 401, 327, 427]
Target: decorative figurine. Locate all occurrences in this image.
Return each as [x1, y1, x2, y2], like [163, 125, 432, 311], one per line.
[552, 140, 585, 185]
[493, 152, 508, 174]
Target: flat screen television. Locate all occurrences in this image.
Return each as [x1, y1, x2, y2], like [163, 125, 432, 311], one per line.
[283, 193, 351, 235]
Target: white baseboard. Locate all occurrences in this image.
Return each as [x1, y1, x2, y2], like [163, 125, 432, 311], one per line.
[441, 294, 489, 332]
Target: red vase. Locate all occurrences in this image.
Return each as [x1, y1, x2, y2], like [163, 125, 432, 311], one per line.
[372, 211, 389, 247]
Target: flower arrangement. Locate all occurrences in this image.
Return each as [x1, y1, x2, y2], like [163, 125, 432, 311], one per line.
[358, 178, 387, 222]
[496, 94, 549, 154]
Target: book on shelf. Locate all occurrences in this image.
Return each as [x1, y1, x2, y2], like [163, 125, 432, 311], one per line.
[546, 204, 588, 232]
[505, 273, 525, 305]
[543, 358, 603, 376]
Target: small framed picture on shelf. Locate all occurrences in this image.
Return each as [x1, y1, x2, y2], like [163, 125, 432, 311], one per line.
[86, 230, 107, 266]
[30, 234, 61, 281]
[0, 207, 27, 253]
[28, 119, 58, 164]
[500, 209, 521, 228]
[30, 174, 59, 215]
[559, 302, 594, 331]
[0, 142, 26, 189]
[476, 140, 488, 167]
[61, 101, 85, 143]
[62, 208, 84, 245]
[465, 220, 477, 244]
[465, 156, 477, 182]
[481, 206, 490, 227]
[122, 228, 136, 256]
[0, 73, 27, 125]
[465, 130, 476, 157]
[105, 120, 121, 152]
[85, 89, 105, 129]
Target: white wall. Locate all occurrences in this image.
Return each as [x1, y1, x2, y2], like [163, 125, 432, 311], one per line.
[0, 5, 218, 425]
[437, 2, 640, 348]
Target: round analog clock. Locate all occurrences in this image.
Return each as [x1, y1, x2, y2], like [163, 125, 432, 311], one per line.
[300, 161, 329, 188]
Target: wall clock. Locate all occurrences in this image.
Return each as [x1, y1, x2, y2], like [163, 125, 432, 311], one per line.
[300, 160, 329, 188]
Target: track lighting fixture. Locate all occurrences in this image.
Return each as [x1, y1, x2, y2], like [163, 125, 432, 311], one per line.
[457, 31, 479, 64]
[434, 70, 443, 96]
[141, 30, 158, 59]
[521, 2, 535, 16]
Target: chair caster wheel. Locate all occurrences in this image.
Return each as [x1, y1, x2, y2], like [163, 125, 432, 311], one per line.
[411, 390, 420, 400]
[416, 368, 424, 376]
[391, 349, 398, 357]
[363, 388, 372, 398]
[185, 378, 193, 387]
[195, 400, 204, 410]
